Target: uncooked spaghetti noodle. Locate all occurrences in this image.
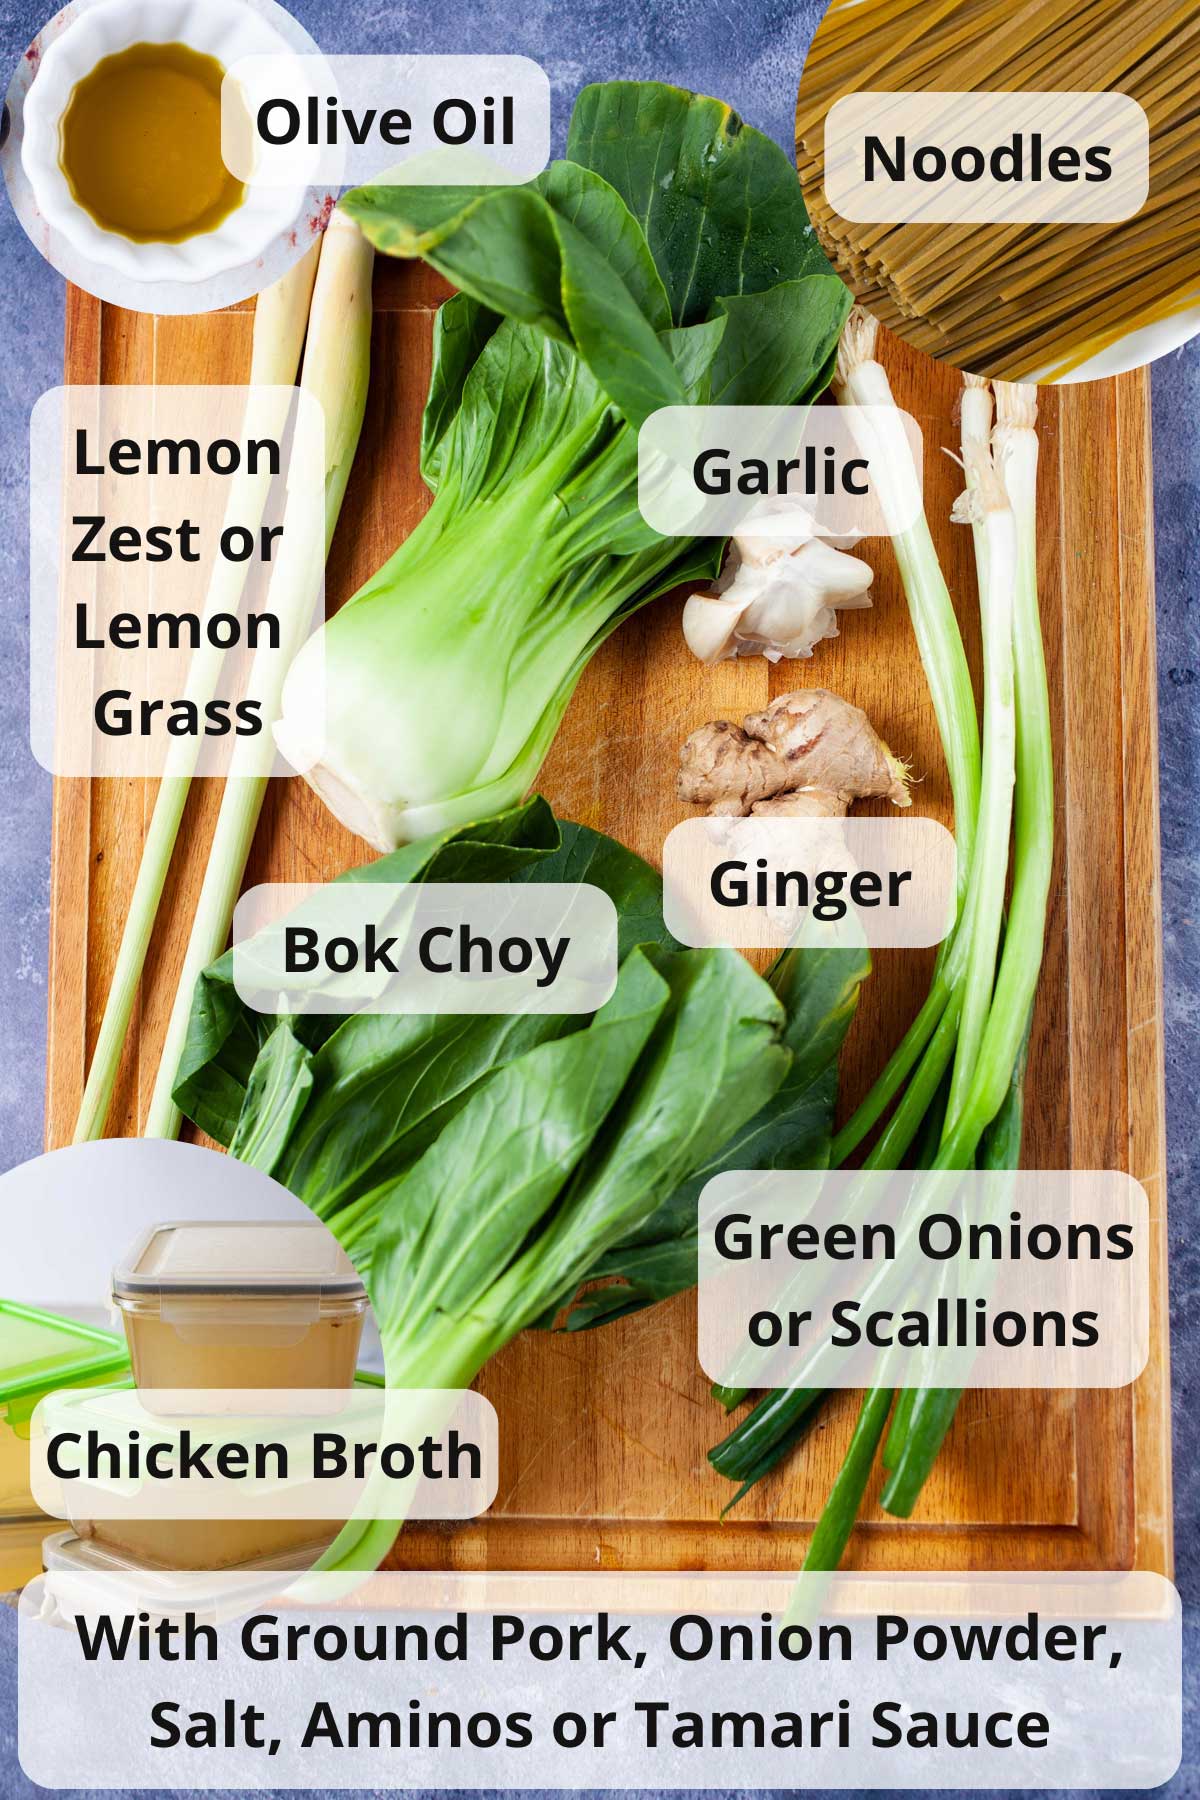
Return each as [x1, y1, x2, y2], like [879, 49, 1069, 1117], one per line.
[796, 0, 1200, 377]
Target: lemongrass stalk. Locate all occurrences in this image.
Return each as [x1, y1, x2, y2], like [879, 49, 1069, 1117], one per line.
[72, 243, 322, 1143]
[144, 212, 375, 1139]
[945, 409, 1017, 1125]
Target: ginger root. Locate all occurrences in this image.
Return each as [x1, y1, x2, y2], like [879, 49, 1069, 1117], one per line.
[677, 689, 910, 818]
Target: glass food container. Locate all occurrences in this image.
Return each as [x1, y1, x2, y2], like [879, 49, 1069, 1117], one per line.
[74, 1511, 341, 1571]
[111, 1221, 369, 1391]
[0, 1301, 129, 1520]
[40, 1527, 326, 1627]
[64, 1370, 383, 1572]
[62, 1374, 374, 1572]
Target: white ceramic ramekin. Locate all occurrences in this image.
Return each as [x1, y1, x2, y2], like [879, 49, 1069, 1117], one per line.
[21, 0, 307, 285]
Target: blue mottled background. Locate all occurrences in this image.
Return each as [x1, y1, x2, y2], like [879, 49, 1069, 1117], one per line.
[0, 0, 1196, 1794]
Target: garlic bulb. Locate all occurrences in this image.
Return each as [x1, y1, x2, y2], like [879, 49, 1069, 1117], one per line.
[681, 503, 872, 664]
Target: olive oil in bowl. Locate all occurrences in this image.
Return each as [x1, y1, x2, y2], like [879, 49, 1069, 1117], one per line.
[58, 41, 245, 244]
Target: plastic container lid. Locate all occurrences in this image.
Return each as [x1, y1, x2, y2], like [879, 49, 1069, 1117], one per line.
[111, 1222, 368, 1306]
[40, 1529, 329, 1622]
[42, 1528, 330, 1578]
[0, 1301, 129, 1425]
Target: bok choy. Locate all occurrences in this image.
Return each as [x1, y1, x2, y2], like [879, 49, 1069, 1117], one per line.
[272, 82, 851, 850]
[173, 798, 868, 1569]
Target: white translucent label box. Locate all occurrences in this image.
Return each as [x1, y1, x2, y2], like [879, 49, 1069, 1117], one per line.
[29, 385, 325, 779]
[664, 816, 957, 950]
[30, 1386, 496, 1523]
[17, 1570, 1180, 1788]
[697, 1169, 1149, 1391]
[222, 54, 550, 188]
[824, 91, 1149, 226]
[232, 880, 618, 1015]
[638, 403, 924, 541]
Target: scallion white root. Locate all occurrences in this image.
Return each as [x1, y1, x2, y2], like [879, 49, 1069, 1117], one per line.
[143, 212, 375, 1140]
[72, 242, 322, 1142]
[955, 379, 1052, 1139]
[834, 311, 981, 883]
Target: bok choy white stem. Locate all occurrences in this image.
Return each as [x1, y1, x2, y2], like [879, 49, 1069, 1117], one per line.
[269, 83, 854, 850]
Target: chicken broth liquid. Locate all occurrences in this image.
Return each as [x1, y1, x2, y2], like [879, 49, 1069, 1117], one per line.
[122, 1305, 365, 1391]
[78, 1513, 339, 1571]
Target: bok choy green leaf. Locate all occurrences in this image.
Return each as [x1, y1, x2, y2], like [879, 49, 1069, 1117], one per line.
[174, 797, 868, 1358]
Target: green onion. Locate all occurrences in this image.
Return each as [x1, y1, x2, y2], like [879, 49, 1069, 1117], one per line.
[801, 1386, 894, 1573]
[865, 381, 1053, 1531]
[708, 368, 1054, 1565]
[944, 381, 1016, 1124]
[830, 312, 981, 1162]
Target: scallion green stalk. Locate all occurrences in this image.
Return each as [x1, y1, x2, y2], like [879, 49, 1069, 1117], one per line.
[827, 381, 1018, 1516]
[929, 383, 1051, 1169]
[830, 312, 981, 1162]
[945, 397, 1017, 1125]
[879, 381, 1051, 1517]
[712, 375, 1052, 1556]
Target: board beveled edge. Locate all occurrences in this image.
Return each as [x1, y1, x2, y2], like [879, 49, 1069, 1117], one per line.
[1114, 369, 1172, 1579]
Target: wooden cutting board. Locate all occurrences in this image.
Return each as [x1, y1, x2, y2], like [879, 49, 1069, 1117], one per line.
[46, 259, 1171, 1578]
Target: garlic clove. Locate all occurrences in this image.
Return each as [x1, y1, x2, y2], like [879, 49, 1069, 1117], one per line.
[732, 541, 874, 661]
[682, 512, 874, 665]
[732, 498, 822, 567]
[681, 590, 749, 663]
[791, 538, 875, 606]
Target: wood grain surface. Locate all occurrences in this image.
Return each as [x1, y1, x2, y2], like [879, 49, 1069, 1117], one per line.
[47, 259, 1171, 1577]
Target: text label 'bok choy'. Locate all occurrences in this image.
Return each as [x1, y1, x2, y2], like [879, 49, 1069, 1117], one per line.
[273, 81, 850, 850]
